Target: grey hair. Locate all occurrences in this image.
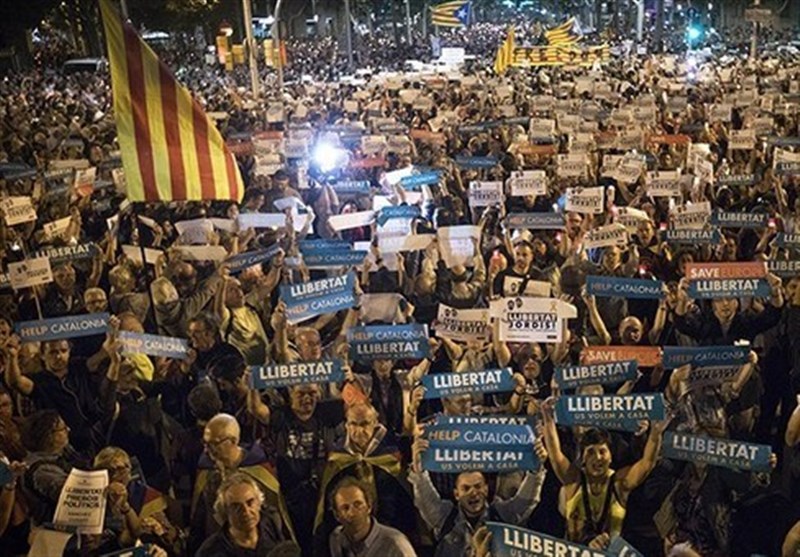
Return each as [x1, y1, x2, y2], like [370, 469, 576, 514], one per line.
[212, 473, 265, 525]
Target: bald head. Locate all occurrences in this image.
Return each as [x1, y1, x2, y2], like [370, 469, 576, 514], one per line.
[205, 413, 241, 443]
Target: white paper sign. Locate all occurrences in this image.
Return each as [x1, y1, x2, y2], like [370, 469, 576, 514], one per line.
[378, 234, 435, 253]
[558, 154, 588, 178]
[437, 225, 481, 268]
[434, 304, 490, 342]
[43, 216, 72, 240]
[53, 469, 108, 535]
[121, 245, 163, 265]
[671, 202, 712, 230]
[1, 196, 37, 225]
[237, 213, 286, 229]
[492, 297, 576, 343]
[175, 245, 229, 262]
[729, 129, 755, 150]
[8, 257, 53, 289]
[566, 186, 604, 214]
[529, 118, 556, 139]
[583, 223, 629, 249]
[468, 181, 504, 208]
[328, 210, 375, 231]
[508, 170, 547, 197]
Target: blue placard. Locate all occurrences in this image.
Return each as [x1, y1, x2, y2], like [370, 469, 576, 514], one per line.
[400, 171, 442, 190]
[710, 211, 769, 228]
[426, 423, 535, 445]
[280, 272, 356, 324]
[775, 232, 800, 249]
[767, 136, 800, 147]
[100, 545, 151, 557]
[118, 331, 189, 360]
[455, 156, 498, 169]
[0, 460, 13, 487]
[433, 415, 537, 427]
[555, 360, 639, 390]
[347, 323, 429, 361]
[16, 313, 110, 342]
[422, 443, 539, 473]
[35, 243, 99, 265]
[225, 245, 281, 273]
[376, 205, 421, 226]
[663, 432, 771, 472]
[421, 368, 514, 399]
[458, 123, 491, 134]
[607, 536, 644, 557]
[767, 259, 800, 277]
[487, 522, 613, 557]
[716, 174, 756, 187]
[302, 251, 367, 268]
[586, 276, 665, 299]
[662, 228, 721, 244]
[506, 213, 565, 230]
[688, 277, 770, 299]
[661, 345, 749, 370]
[333, 180, 371, 195]
[776, 161, 800, 175]
[299, 239, 352, 253]
[555, 394, 666, 432]
[250, 359, 343, 389]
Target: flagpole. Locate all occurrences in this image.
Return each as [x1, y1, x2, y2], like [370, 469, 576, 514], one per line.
[344, 0, 354, 71]
[242, 0, 260, 98]
[272, 0, 285, 92]
[405, 0, 412, 44]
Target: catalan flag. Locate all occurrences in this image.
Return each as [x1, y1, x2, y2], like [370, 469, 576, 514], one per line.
[99, 0, 243, 202]
[545, 17, 582, 46]
[493, 26, 516, 75]
[431, 0, 471, 28]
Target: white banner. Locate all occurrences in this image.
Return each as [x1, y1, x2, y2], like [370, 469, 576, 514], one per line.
[53, 469, 109, 535]
[328, 210, 375, 232]
[1, 196, 37, 225]
[507, 170, 547, 197]
[8, 257, 53, 289]
[469, 181, 504, 208]
[671, 201, 712, 230]
[566, 186, 604, 214]
[583, 223, 629, 250]
[435, 304, 491, 342]
[492, 297, 577, 343]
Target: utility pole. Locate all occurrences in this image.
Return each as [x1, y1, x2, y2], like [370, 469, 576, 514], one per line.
[344, 0, 354, 71]
[242, 0, 260, 98]
[750, 0, 760, 60]
[405, 0, 412, 44]
[272, 0, 284, 91]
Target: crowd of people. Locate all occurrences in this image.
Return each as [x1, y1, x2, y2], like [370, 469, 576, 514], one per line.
[1, 13, 800, 557]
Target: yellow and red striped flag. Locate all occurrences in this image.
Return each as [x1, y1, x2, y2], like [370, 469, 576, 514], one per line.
[99, 0, 243, 202]
[493, 26, 516, 75]
[545, 17, 582, 46]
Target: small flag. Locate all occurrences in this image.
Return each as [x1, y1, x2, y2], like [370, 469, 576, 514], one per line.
[493, 26, 516, 75]
[99, 0, 243, 202]
[431, 0, 471, 28]
[545, 17, 582, 46]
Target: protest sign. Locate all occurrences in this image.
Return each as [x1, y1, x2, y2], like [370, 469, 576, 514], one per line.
[729, 129, 756, 150]
[100, 546, 152, 557]
[302, 251, 367, 269]
[645, 170, 682, 197]
[299, 239, 351, 252]
[505, 213, 565, 230]
[423, 424, 539, 473]
[433, 415, 536, 427]
[250, 359, 344, 389]
[670, 202, 711, 230]
[558, 155, 588, 179]
[8, 257, 53, 289]
[378, 234, 435, 253]
[555, 394, 666, 431]
[53, 469, 109, 534]
[502, 277, 551, 297]
[348, 324, 430, 361]
[686, 261, 769, 298]
[767, 259, 800, 278]
[507, 170, 547, 197]
[174, 246, 228, 262]
[0, 196, 37, 225]
[400, 171, 441, 190]
[468, 181, 504, 208]
[455, 156, 498, 169]
[118, 331, 189, 359]
[437, 225, 480, 267]
[74, 166, 97, 197]
[529, 118, 556, 138]
[376, 205, 420, 226]
[662, 228, 721, 245]
[434, 304, 490, 342]
[586, 276, 665, 299]
[492, 297, 576, 343]
[565, 186, 603, 214]
[237, 213, 286, 230]
[16, 313, 110, 342]
[717, 174, 756, 188]
[280, 273, 356, 324]
[421, 368, 515, 399]
[486, 522, 612, 557]
[711, 211, 768, 228]
[555, 360, 639, 390]
[225, 245, 281, 273]
[661, 345, 749, 369]
[607, 537, 644, 557]
[327, 210, 375, 232]
[43, 216, 72, 240]
[583, 223, 628, 250]
[688, 365, 743, 389]
[120, 245, 162, 266]
[614, 207, 650, 234]
[581, 345, 662, 367]
[662, 432, 771, 472]
[775, 233, 800, 249]
[33, 243, 98, 266]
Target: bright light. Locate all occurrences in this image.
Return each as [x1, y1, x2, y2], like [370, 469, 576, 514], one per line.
[313, 142, 349, 174]
[687, 26, 702, 41]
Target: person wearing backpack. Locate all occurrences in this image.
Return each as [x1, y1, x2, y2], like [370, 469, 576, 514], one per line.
[407, 432, 548, 557]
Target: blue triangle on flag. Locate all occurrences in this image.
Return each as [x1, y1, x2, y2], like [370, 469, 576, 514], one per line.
[455, 3, 470, 25]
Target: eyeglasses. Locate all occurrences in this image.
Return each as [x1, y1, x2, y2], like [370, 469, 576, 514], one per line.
[108, 463, 132, 473]
[203, 437, 235, 448]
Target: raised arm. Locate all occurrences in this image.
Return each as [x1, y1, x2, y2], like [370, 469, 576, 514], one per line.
[2, 335, 33, 396]
[540, 398, 579, 485]
[617, 420, 666, 493]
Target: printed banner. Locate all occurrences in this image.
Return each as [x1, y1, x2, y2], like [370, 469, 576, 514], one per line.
[250, 359, 343, 389]
[583, 223, 628, 250]
[767, 259, 800, 278]
[302, 251, 367, 268]
[225, 245, 281, 273]
[433, 415, 536, 427]
[299, 239, 352, 252]
[279, 272, 356, 324]
[671, 202, 711, 230]
[661, 345, 749, 370]
[565, 186, 603, 214]
[400, 171, 441, 190]
[555, 394, 666, 431]
[662, 228, 721, 245]
[348, 324, 430, 361]
[688, 365, 742, 389]
[0, 196, 37, 225]
[421, 368, 515, 399]
[663, 432, 771, 472]
[508, 170, 547, 197]
[422, 443, 539, 473]
[327, 210, 375, 232]
[555, 360, 639, 390]
[581, 345, 662, 367]
[717, 174, 756, 187]
[506, 213, 565, 230]
[16, 313, 110, 342]
[7, 257, 53, 289]
[493, 297, 576, 343]
[558, 155, 588, 179]
[376, 205, 420, 226]
[711, 211, 768, 228]
[774, 233, 800, 249]
[586, 276, 665, 299]
[118, 331, 189, 359]
[53, 469, 109, 535]
[35, 243, 98, 265]
[455, 156, 498, 169]
[469, 181, 504, 207]
[333, 180, 371, 195]
[487, 522, 612, 557]
[434, 304, 490, 342]
[686, 262, 769, 299]
[607, 536, 644, 557]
